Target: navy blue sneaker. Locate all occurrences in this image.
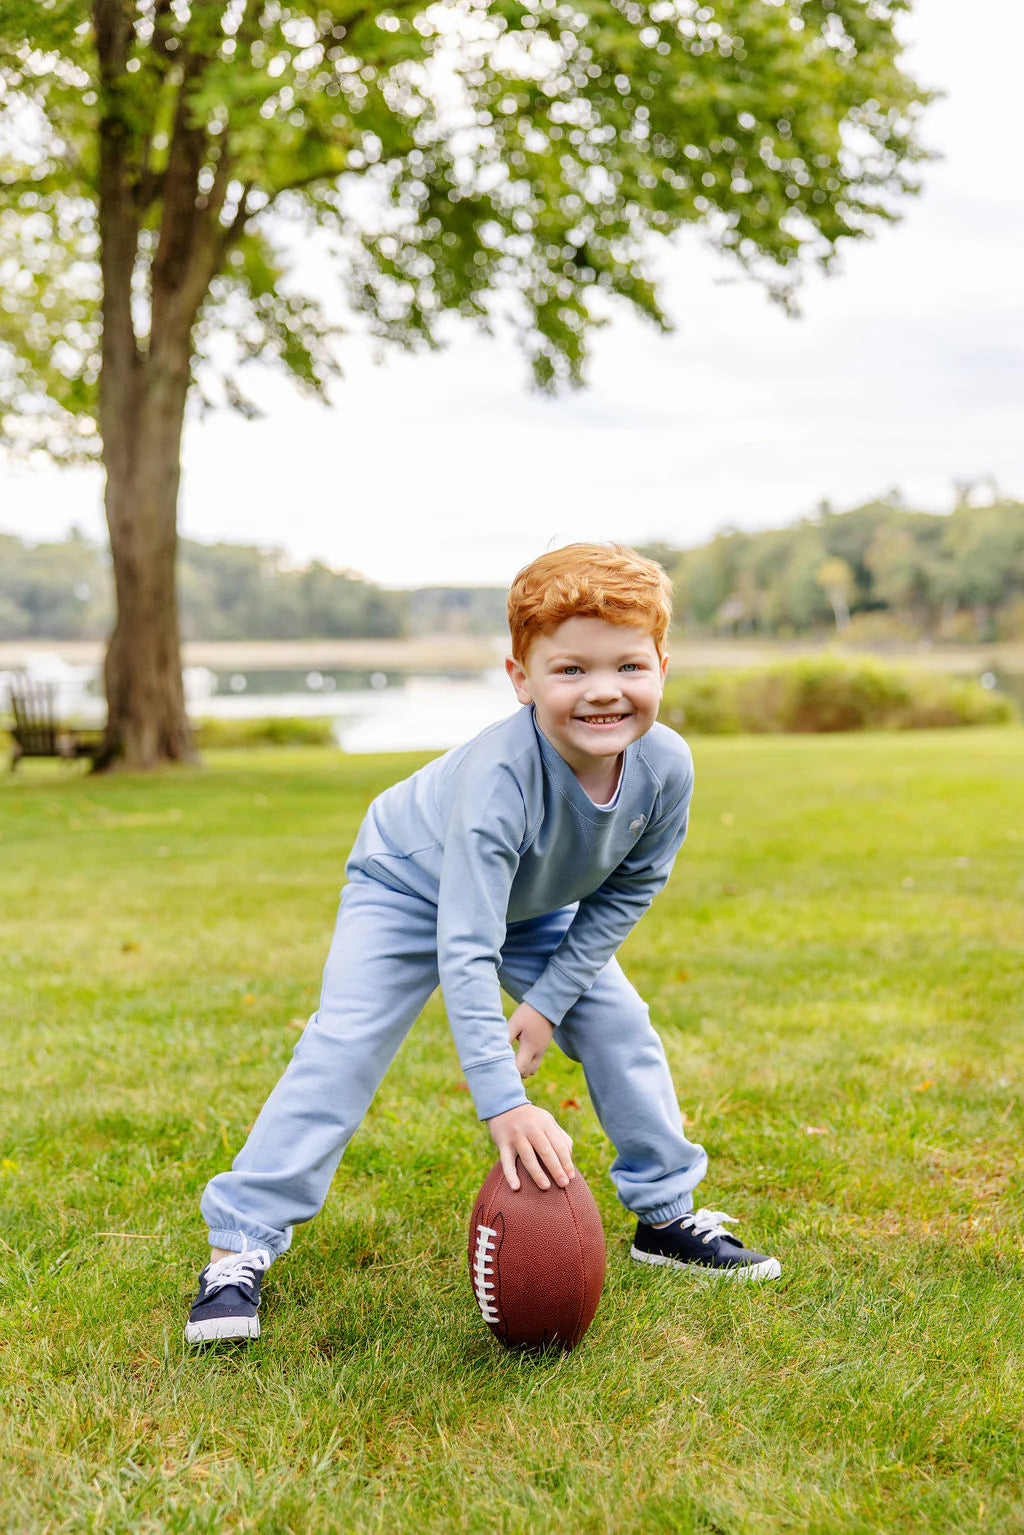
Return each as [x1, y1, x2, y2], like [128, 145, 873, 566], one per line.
[631, 1208, 781, 1280]
[184, 1246, 272, 1343]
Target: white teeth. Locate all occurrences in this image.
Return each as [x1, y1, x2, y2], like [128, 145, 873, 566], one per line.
[579, 714, 624, 724]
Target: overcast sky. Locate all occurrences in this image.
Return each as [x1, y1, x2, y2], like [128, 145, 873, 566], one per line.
[2, 0, 1022, 587]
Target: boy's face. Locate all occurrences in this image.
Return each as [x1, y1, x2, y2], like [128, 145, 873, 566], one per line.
[505, 616, 668, 775]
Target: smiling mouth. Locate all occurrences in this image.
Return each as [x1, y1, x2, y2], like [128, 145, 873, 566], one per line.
[575, 713, 628, 725]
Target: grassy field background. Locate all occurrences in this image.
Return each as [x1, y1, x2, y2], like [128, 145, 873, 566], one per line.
[1, 729, 1022, 1533]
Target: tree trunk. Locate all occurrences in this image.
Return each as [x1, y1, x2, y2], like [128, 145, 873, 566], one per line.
[91, 0, 242, 769]
[97, 350, 198, 771]
[826, 586, 850, 633]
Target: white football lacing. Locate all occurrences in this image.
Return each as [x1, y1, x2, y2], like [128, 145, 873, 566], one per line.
[205, 1244, 272, 1296]
[678, 1209, 738, 1246]
[472, 1224, 500, 1324]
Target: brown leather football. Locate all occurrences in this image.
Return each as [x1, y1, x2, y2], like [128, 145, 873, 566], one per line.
[468, 1158, 606, 1350]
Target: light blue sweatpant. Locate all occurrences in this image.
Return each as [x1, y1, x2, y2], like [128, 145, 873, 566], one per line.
[201, 871, 707, 1258]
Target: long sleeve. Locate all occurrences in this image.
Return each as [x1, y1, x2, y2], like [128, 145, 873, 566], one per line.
[522, 773, 693, 1025]
[436, 771, 532, 1121]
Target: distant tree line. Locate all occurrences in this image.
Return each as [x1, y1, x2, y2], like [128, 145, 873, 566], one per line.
[641, 490, 1024, 643]
[0, 530, 509, 642]
[2, 491, 1022, 643]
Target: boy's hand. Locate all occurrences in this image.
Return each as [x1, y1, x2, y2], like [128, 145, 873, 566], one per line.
[486, 1103, 575, 1192]
[507, 1002, 555, 1078]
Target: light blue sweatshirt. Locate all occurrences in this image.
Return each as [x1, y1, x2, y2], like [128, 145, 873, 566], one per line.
[347, 704, 694, 1120]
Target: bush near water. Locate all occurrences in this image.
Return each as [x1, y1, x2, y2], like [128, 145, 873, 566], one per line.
[659, 656, 1017, 735]
[0, 714, 338, 755]
[192, 716, 336, 750]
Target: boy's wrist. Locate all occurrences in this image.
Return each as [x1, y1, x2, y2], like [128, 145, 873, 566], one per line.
[521, 964, 576, 1027]
[463, 1055, 531, 1122]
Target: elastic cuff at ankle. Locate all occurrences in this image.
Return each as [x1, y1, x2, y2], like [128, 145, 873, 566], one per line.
[635, 1196, 693, 1226]
[206, 1227, 283, 1261]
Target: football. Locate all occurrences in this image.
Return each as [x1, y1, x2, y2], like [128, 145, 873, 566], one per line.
[468, 1158, 606, 1350]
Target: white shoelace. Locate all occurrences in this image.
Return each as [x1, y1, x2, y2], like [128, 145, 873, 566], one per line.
[678, 1209, 738, 1246]
[205, 1245, 272, 1296]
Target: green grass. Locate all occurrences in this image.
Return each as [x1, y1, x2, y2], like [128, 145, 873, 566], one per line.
[1, 731, 1022, 1534]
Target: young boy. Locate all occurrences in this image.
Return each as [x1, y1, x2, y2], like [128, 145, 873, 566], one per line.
[186, 544, 779, 1343]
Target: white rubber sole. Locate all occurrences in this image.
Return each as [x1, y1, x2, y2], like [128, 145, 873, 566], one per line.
[184, 1314, 260, 1343]
[630, 1246, 782, 1281]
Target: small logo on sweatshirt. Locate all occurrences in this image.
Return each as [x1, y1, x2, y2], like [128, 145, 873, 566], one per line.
[630, 816, 646, 835]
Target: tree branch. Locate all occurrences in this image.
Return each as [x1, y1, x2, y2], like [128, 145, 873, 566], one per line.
[262, 164, 347, 209]
[217, 182, 254, 258]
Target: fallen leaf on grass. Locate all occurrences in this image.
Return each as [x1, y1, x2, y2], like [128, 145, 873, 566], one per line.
[804, 1126, 830, 1136]
[914, 1080, 934, 1092]
[287, 1017, 306, 1030]
[561, 1098, 581, 1111]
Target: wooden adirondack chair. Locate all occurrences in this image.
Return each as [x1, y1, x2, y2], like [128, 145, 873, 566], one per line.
[6, 673, 103, 770]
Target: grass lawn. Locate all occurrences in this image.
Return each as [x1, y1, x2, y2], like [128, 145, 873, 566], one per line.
[1, 728, 1022, 1534]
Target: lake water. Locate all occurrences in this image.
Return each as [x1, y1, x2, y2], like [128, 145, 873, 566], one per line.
[197, 667, 519, 752]
[7, 653, 1022, 753]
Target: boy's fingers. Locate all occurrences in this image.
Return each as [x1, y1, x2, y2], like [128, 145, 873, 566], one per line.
[516, 1140, 551, 1190]
[533, 1135, 570, 1189]
[545, 1146, 571, 1188]
[500, 1147, 521, 1191]
[546, 1123, 575, 1179]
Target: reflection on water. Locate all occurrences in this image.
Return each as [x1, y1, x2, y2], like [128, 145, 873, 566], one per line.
[188, 668, 518, 752]
[330, 671, 517, 752]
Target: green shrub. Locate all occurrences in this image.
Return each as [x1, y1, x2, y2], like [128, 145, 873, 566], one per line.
[660, 656, 1018, 735]
[659, 672, 743, 734]
[191, 716, 337, 749]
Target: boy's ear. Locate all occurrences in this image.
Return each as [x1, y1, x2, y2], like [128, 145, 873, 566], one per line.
[659, 652, 669, 686]
[505, 654, 533, 705]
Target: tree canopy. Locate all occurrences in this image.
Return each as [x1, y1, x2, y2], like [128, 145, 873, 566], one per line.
[644, 493, 1024, 641]
[2, 0, 929, 457]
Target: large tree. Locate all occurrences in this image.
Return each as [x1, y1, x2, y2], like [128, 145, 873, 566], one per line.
[0, 0, 928, 768]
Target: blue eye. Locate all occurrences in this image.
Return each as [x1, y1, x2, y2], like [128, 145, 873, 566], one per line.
[621, 663, 638, 672]
[561, 666, 581, 676]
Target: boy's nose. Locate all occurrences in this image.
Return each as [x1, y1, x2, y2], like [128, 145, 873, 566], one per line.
[584, 675, 623, 702]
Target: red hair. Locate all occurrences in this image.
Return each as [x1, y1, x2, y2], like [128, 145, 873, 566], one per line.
[508, 543, 673, 662]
